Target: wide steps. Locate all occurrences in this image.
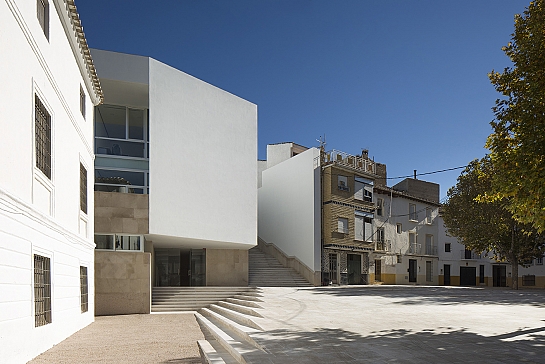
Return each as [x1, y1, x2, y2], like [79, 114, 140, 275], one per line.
[248, 247, 312, 287]
[152, 287, 258, 312]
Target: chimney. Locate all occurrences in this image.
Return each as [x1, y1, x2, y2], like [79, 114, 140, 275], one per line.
[361, 149, 369, 159]
[414, 170, 417, 179]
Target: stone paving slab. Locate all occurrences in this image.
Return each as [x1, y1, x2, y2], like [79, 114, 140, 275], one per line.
[249, 286, 545, 363]
[29, 313, 204, 364]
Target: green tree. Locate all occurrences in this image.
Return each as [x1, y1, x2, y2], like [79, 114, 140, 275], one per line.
[442, 157, 543, 289]
[486, 0, 545, 233]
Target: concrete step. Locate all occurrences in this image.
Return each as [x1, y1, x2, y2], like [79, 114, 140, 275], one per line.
[225, 298, 262, 309]
[209, 304, 263, 330]
[198, 339, 237, 364]
[200, 308, 263, 349]
[216, 301, 263, 318]
[233, 294, 263, 302]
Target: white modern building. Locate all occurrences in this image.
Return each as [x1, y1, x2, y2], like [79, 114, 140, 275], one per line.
[0, 0, 102, 362]
[90, 49, 258, 315]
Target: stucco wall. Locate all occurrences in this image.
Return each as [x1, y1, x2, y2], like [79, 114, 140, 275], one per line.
[94, 191, 149, 234]
[148, 58, 257, 248]
[95, 251, 151, 315]
[258, 148, 321, 272]
[206, 249, 249, 286]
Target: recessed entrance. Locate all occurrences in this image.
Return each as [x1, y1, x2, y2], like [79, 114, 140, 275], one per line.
[155, 248, 206, 287]
[409, 259, 417, 283]
[493, 265, 507, 287]
[347, 254, 362, 285]
[460, 266, 476, 286]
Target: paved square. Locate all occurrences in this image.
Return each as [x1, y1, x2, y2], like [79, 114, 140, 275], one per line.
[252, 286, 545, 363]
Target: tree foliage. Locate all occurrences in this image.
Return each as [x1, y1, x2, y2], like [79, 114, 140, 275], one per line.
[486, 0, 545, 233]
[442, 157, 544, 289]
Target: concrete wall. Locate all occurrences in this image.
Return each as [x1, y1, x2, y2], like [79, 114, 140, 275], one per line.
[95, 251, 151, 315]
[94, 191, 149, 234]
[0, 1, 98, 362]
[148, 58, 257, 248]
[393, 178, 440, 203]
[258, 148, 321, 272]
[206, 249, 248, 286]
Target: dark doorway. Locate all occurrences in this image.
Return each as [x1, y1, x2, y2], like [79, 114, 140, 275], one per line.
[409, 259, 417, 282]
[329, 253, 338, 284]
[460, 266, 476, 286]
[375, 259, 382, 282]
[493, 265, 507, 287]
[347, 254, 362, 285]
[444, 264, 451, 285]
[155, 248, 206, 287]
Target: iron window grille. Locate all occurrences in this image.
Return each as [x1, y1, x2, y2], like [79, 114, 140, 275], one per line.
[37, 0, 49, 39]
[35, 95, 51, 179]
[80, 85, 86, 119]
[80, 163, 87, 213]
[34, 254, 51, 327]
[80, 266, 88, 313]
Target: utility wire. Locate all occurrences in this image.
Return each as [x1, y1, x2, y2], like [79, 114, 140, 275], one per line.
[386, 165, 467, 180]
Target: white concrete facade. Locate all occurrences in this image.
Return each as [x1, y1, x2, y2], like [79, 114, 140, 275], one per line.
[258, 147, 322, 273]
[0, 0, 101, 362]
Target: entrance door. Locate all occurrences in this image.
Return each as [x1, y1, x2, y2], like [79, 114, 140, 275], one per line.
[460, 266, 476, 286]
[375, 259, 382, 282]
[493, 265, 507, 287]
[155, 248, 205, 286]
[190, 249, 206, 286]
[329, 253, 338, 284]
[409, 259, 417, 282]
[347, 254, 362, 285]
[444, 264, 451, 285]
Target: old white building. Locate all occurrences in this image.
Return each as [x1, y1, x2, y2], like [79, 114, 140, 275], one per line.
[0, 0, 102, 362]
[90, 49, 258, 315]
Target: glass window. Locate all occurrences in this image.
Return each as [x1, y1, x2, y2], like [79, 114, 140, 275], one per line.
[95, 235, 114, 250]
[129, 109, 144, 140]
[377, 198, 383, 216]
[35, 95, 51, 179]
[37, 0, 49, 39]
[80, 85, 86, 119]
[338, 176, 349, 191]
[34, 254, 51, 327]
[95, 138, 145, 158]
[95, 105, 126, 139]
[445, 243, 451, 252]
[80, 266, 88, 313]
[337, 217, 348, 234]
[80, 163, 87, 214]
[396, 223, 402, 234]
[116, 235, 141, 251]
[95, 169, 145, 187]
[426, 208, 432, 224]
[409, 203, 417, 221]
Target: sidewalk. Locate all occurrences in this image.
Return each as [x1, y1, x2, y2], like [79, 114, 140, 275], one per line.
[29, 313, 204, 364]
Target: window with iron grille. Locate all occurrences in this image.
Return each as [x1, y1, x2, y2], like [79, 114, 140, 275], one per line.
[36, 0, 49, 39]
[35, 95, 51, 179]
[80, 163, 87, 213]
[80, 266, 88, 313]
[34, 254, 51, 327]
[80, 85, 86, 119]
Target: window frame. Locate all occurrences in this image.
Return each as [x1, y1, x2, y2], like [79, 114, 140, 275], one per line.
[337, 217, 349, 234]
[80, 266, 88, 313]
[337, 175, 349, 192]
[445, 243, 451, 253]
[425, 207, 432, 224]
[425, 261, 433, 282]
[80, 163, 87, 214]
[396, 223, 402, 234]
[35, 94, 52, 180]
[376, 198, 383, 216]
[37, 0, 49, 40]
[80, 85, 86, 119]
[409, 203, 417, 221]
[34, 254, 52, 327]
[94, 234, 144, 252]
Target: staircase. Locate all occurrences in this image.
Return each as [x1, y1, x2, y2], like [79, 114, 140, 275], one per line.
[151, 287, 258, 312]
[197, 289, 268, 363]
[248, 247, 312, 287]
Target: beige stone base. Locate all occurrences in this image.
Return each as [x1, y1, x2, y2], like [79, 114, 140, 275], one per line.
[206, 249, 249, 286]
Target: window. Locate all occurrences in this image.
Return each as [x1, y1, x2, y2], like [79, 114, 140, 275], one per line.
[80, 266, 88, 313]
[37, 0, 49, 40]
[376, 198, 383, 216]
[425, 235, 435, 255]
[426, 261, 433, 282]
[94, 234, 143, 251]
[35, 95, 51, 179]
[355, 211, 373, 242]
[80, 163, 87, 214]
[34, 254, 51, 327]
[409, 232, 418, 253]
[354, 177, 373, 202]
[522, 275, 536, 286]
[396, 223, 402, 234]
[338, 176, 349, 191]
[95, 168, 147, 194]
[409, 203, 417, 221]
[80, 85, 86, 119]
[425, 208, 432, 224]
[397, 254, 402, 263]
[376, 227, 386, 250]
[479, 265, 485, 284]
[337, 217, 349, 234]
[445, 243, 451, 252]
[536, 257, 543, 265]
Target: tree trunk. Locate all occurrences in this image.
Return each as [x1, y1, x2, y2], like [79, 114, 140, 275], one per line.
[511, 226, 519, 290]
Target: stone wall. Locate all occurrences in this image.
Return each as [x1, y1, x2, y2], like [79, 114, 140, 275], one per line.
[95, 251, 151, 315]
[206, 249, 249, 286]
[95, 191, 149, 234]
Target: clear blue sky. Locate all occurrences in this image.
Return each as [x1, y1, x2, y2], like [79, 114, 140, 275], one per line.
[76, 0, 530, 199]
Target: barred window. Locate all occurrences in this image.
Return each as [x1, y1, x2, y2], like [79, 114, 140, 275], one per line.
[80, 85, 86, 119]
[35, 95, 51, 179]
[37, 0, 49, 39]
[80, 163, 87, 213]
[80, 266, 88, 313]
[34, 255, 51, 327]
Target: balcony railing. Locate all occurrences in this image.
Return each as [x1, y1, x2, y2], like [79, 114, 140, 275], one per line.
[375, 240, 390, 252]
[324, 149, 376, 174]
[408, 243, 421, 254]
[424, 245, 438, 256]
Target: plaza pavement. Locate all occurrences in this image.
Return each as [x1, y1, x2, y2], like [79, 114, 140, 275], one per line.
[30, 286, 545, 363]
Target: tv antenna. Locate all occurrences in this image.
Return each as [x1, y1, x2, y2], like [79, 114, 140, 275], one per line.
[316, 134, 326, 150]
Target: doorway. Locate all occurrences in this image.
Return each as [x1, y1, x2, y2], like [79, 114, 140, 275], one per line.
[409, 259, 417, 282]
[329, 253, 338, 284]
[444, 264, 451, 285]
[460, 266, 476, 286]
[347, 254, 362, 285]
[375, 259, 382, 282]
[493, 265, 507, 287]
[155, 248, 206, 287]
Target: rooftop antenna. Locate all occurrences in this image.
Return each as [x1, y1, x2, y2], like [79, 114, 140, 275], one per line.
[316, 134, 326, 151]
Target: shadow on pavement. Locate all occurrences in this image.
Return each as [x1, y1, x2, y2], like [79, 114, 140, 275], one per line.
[305, 286, 545, 307]
[252, 325, 545, 362]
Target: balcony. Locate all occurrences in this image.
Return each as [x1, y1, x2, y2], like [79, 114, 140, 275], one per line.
[324, 149, 376, 175]
[408, 243, 421, 255]
[424, 245, 438, 256]
[375, 240, 390, 252]
[460, 250, 481, 260]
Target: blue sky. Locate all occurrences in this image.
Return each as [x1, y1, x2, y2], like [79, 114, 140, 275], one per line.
[76, 0, 529, 198]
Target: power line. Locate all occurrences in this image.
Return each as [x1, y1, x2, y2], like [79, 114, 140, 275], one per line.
[386, 165, 467, 180]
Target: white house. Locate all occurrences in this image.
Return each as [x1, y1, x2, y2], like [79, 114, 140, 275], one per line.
[0, 0, 102, 362]
[90, 49, 258, 315]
